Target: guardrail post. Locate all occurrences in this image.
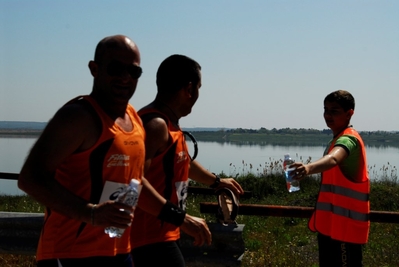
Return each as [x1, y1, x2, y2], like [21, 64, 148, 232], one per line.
[180, 222, 245, 267]
[0, 212, 42, 255]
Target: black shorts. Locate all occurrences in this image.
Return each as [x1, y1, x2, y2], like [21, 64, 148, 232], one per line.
[318, 233, 364, 267]
[131, 241, 185, 267]
[37, 253, 132, 267]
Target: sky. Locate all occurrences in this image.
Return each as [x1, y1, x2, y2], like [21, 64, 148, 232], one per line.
[1, 1, 398, 131]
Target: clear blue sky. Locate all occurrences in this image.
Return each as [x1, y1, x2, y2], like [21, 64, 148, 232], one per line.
[1, 1, 398, 131]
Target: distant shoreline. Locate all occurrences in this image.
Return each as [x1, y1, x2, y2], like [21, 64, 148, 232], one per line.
[1, 121, 399, 133]
[0, 129, 42, 137]
[1, 128, 399, 148]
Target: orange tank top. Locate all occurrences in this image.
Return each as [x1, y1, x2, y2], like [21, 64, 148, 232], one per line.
[130, 108, 190, 249]
[36, 95, 145, 260]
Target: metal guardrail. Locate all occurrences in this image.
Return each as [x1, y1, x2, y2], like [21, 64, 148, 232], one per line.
[0, 212, 245, 266]
[188, 186, 399, 224]
[2, 172, 399, 223]
[0, 173, 246, 266]
[0, 212, 42, 255]
[2, 172, 399, 266]
[0, 172, 19, 180]
[199, 203, 399, 223]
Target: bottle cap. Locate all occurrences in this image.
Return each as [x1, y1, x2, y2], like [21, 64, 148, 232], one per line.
[130, 179, 141, 186]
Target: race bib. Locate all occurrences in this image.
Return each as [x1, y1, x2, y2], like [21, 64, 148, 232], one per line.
[99, 180, 128, 203]
[175, 180, 188, 210]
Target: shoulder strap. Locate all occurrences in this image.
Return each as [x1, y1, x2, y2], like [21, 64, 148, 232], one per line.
[139, 111, 168, 125]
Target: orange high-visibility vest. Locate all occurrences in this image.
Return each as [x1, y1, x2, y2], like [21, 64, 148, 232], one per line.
[309, 128, 370, 244]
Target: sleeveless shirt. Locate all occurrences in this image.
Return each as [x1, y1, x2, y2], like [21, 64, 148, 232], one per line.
[130, 108, 190, 249]
[37, 95, 145, 260]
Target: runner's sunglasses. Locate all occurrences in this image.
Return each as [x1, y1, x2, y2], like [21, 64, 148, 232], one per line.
[99, 60, 143, 79]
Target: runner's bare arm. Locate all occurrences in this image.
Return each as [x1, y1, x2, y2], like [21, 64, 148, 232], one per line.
[18, 104, 133, 228]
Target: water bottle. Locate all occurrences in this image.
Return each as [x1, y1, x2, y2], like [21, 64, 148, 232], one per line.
[105, 179, 141, 238]
[283, 154, 300, 193]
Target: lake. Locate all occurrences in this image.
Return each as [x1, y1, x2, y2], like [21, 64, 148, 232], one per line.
[1, 137, 398, 195]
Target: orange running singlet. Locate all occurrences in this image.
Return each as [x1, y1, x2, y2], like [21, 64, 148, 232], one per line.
[130, 109, 190, 249]
[36, 95, 145, 260]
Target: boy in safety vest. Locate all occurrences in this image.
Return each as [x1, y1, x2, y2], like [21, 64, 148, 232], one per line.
[291, 90, 370, 267]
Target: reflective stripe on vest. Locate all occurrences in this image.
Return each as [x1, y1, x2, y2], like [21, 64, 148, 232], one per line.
[316, 202, 369, 222]
[309, 128, 370, 244]
[320, 184, 369, 202]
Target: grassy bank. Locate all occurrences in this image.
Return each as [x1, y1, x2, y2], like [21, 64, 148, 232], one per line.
[188, 172, 399, 266]
[1, 171, 398, 267]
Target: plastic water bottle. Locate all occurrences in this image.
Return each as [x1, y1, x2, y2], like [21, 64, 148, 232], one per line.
[283, 154, 300, 193]
[105, 179, 141, 238]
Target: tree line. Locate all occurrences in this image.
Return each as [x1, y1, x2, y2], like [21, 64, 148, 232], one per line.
[184, 128, 399, 148]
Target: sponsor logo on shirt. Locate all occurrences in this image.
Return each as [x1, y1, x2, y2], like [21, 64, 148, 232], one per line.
[124, 140, 140, 146]
[107, 154, 130, 167]
[176, 151, 188, 164]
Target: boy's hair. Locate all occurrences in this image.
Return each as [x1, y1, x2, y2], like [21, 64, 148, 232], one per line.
[156, 54, 201, 97]
[324, 90, 355, 111]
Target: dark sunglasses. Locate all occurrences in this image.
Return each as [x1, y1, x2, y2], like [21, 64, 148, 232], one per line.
[102, 60, 143, 79]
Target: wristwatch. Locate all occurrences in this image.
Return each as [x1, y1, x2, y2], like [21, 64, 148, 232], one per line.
[210, 173, 221, 188]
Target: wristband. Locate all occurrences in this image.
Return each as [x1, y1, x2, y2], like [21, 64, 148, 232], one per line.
[157, 200, 186, 226]
[91, 204, 97, 225]
[210, 173, 221, 189]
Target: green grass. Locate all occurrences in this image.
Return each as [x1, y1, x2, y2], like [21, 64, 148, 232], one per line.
[1, 169, 399, 267]
[0, 195, 44, 213]
[186, 169, 399, 267]
[0, 194, 42, 267]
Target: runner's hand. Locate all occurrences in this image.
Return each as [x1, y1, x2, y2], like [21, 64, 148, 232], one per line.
[180, 214, 211, 246]
[91, 201, 134, 228]
[219, 178, 244, 195]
